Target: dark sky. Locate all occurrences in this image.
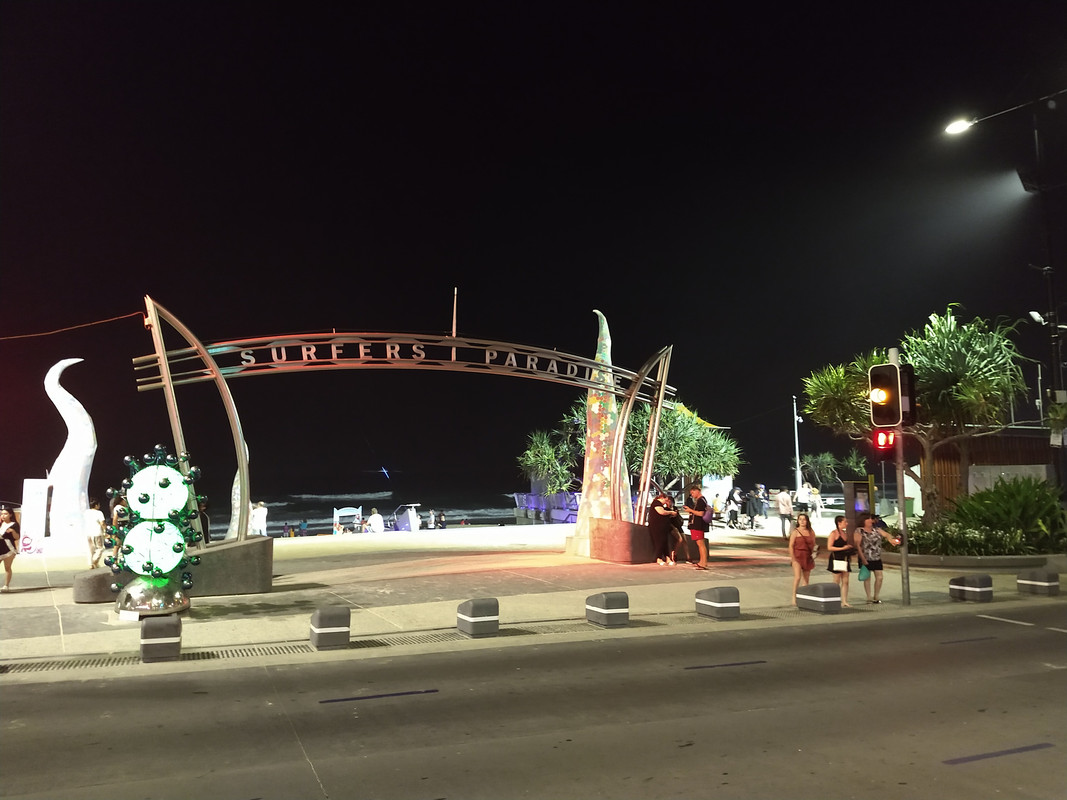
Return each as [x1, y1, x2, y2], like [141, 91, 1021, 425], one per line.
[2, 1, 1066, 507]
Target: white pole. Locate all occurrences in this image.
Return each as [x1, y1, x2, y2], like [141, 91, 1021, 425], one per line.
[451, 287, 458, 362]
[451, 287, 458, 338]
[793, 395, 802, 495]
[888, 347, 911, 606]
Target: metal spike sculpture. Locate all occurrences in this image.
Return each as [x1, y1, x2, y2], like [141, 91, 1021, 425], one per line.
[105, 445, 205, 616]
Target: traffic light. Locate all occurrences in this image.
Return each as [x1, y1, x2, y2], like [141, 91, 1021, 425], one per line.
[899, 364, 916, 425]
[869, 364, 902, 427]
[873, 429, 895, 450]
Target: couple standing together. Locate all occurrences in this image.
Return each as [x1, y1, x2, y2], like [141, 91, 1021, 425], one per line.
[648, 484, 710, 569]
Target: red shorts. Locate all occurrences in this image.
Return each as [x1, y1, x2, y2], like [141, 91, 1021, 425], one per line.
[689, 529, 706, 541]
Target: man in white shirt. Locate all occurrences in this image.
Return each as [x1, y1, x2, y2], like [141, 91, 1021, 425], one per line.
[84, 499, 106, 568]
[367, 507, 385, 533]
[775, 487, 793, 540]
[250, 502, 269, 536]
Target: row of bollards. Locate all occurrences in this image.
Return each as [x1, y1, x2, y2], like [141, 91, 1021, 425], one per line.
[135, 570, 1061, 661]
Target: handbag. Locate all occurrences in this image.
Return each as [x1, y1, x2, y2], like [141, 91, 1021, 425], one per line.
[858, 564, 871, 581]
[831, 557, 848, 573]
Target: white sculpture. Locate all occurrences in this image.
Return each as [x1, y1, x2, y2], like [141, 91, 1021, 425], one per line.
[45, 358, 98, 553]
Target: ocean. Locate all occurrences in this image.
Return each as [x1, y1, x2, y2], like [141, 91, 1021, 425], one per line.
[210, 489, 520, 536]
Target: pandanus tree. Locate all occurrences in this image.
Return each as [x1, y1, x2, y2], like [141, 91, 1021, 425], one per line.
[802, 306, 1029, 518]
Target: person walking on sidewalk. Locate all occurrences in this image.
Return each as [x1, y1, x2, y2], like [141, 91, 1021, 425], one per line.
[683, 484, 710, 570]
[84, 498, 106, 569]
[788, 512, 817, 604]
[853, 513, 899, 604]
[776, 486, 793, 539]
[826, 514, 855, 607]
[1, 507, 20, 591]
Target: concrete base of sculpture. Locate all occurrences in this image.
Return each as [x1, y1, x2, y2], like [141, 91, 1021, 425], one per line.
[588, 518, 654, 564]
[186, 535, 274, 597]
[73, 567, 123, 603]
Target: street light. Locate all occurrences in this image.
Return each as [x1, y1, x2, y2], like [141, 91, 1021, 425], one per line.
[944, 88, 1067, 136]
[946, 88, 1067, 400]
[792, 395, 802, 496]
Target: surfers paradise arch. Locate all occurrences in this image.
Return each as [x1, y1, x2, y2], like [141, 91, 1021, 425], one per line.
[134, 296, 675, 560]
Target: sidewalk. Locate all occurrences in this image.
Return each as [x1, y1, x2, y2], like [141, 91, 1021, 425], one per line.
[1, 523, 1061, 671]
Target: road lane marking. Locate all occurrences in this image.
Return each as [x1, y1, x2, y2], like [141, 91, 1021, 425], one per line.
[939, 636, 996, 645]
[1046, 627, 1067, 634]
[977, 615, 1035, 627]
[943, 742, 1053, 765]
[684, 660, 767, 670]
[319, 689, 439, 704]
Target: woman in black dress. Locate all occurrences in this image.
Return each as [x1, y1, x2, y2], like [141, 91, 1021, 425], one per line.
[1, 507, 21, 591]
[826, 514, 855, 607]
[647, 491, 679, 565]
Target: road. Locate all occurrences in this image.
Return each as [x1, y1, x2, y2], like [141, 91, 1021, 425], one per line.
[2, 605, 1065, 799]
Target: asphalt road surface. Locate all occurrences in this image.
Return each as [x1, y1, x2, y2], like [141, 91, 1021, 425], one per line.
[2, 605, 1065, 799]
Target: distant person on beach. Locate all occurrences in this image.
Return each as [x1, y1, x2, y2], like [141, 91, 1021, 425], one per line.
[299, 519, 308, 537]
[85, 498, 106, 569]
[795, 483, 811, 513]
[367, 508, 385, 533]
[197, 499, 211, 544]
[1, 507, 21, 591]
[427, 510, 436, 529]
[437, 512, 447, 529]
[250, 502, 268, 536]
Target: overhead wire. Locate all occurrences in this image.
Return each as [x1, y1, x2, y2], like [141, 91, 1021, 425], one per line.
[0, 311, 145, 341]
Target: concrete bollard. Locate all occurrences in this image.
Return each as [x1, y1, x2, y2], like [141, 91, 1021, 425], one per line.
[585, 591, 629, 628]
[949, 574, 993, 603]
[695, 586, 741, 620]
[795, 583, 841, 614]
[1016, 569, 1060, 596]
[457, 597, 500, 638]
[310, 606, 351, 650]
[73, 568, 116, 604]
[140, 615, 182, 663]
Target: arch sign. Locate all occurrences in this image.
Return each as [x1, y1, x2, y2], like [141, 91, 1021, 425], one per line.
[134, 296, 674, 556]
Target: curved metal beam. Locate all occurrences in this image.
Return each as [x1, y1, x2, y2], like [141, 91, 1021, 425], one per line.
[608, 345, 673, 521]
[143, 296, 250, 547]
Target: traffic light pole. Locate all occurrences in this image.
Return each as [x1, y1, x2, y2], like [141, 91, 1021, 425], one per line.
[889, 348, 911, 606]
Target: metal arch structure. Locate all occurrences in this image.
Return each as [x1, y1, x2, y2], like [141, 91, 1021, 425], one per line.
[135, 296, 676, 542]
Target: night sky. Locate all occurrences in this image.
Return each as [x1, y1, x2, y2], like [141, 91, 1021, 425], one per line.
[2, 2, 1066, 509]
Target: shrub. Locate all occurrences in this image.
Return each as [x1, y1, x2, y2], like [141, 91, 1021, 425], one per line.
[897, 477, 1067, 556]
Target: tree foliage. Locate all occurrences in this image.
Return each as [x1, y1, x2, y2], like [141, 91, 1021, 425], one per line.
[518, 398, 743, 495]
[802, 306, 1030, 517]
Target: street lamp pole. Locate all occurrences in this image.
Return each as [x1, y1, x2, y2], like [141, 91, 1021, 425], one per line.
[947, 87, 1067, 467]
[792, 395, 802, 495]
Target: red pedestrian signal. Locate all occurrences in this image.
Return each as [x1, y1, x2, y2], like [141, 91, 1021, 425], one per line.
[873, 429, 895, 450]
